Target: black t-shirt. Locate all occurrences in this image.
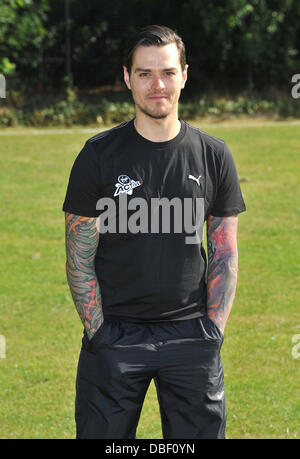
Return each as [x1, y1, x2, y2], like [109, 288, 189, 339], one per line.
[63, 119, 246, 323]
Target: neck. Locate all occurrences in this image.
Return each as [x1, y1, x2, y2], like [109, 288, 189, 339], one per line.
[134, 111, 181, 142]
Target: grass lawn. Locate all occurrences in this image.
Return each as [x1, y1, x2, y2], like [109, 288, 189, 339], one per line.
[0, 120, 299, 439]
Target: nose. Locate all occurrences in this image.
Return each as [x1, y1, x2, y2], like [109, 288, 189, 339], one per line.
[151, 75, 165, 90]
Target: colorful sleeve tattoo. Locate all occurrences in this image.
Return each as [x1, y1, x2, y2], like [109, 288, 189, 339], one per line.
[65, 212, 103, 340]
[206, 215, 239, 334]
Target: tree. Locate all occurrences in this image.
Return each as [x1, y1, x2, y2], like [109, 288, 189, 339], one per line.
[0, 0, 49, 84]
[1, 0, 299, 95]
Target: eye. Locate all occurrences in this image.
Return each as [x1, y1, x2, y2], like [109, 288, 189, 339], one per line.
[139, 72, 150, 77]
[165, 71, 175, 76]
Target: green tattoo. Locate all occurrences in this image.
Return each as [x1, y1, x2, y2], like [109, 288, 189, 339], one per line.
[65, 213, 103, 340]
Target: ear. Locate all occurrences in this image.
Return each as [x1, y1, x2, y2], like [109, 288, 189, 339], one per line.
[123, 66, 131, 90]
[181, 64, 188, 89]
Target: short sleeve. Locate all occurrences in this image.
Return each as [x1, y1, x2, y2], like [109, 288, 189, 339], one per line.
[62, 142, 102, 217]
[210, 143, 246, 217]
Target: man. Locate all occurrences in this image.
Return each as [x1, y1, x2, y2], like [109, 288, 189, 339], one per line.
[63, 25, 246, 439]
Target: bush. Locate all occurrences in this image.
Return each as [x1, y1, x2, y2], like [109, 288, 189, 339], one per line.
[1, 93, 299, 127]
[0, 107, 19, 126]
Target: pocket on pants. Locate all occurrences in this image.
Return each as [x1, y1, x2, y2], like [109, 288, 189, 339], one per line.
[197, 315, 224, 343]
[206, 316, 224, 340]
[82, 322, 106, 352]
[82, 319, 123, 353]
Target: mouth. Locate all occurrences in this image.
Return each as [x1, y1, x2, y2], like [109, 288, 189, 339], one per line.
[147, 94, 168, 100]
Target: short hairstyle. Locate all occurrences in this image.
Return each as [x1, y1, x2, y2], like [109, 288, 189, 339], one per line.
[124, 25, 186, 74]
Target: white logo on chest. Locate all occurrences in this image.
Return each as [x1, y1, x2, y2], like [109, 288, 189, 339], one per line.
[188, 174, 202, 186]
[114, 174, 141, 197]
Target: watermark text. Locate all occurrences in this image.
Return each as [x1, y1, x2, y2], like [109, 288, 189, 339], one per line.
[96, 195, 204, 245]
[0, 335, 6, 358]
[291, 74, 300, 99]
[0, 74, 6, 98]
[291, 334, 300, 359]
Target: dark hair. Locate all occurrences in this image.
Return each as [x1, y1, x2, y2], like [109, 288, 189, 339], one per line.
[124, 25, 186, 74]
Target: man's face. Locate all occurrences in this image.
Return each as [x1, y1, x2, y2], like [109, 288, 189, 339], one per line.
[124, 43, 188, 120]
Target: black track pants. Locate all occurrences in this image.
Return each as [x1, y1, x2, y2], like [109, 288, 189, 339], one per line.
[75, 316, 226, 439]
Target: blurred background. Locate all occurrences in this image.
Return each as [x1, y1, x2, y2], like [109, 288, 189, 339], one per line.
[1, 0, 300, 126]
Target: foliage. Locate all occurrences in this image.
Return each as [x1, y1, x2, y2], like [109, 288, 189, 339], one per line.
[0, 0, 49, 81]
[1, 93, 299, 127]
[0, 0, 299, 93]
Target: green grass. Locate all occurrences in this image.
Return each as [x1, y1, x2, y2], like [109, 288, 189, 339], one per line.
[0, 121, 299, 439]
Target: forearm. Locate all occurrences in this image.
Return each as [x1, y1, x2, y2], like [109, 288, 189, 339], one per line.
[65, 213, 103, 340]
[206, 215, 238, 333]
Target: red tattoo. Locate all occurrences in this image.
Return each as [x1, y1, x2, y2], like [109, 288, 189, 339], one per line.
[206, 215, 238, 333]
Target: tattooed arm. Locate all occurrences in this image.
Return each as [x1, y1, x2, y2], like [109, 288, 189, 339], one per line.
[206, 215, 238, 334]
[65, 212, 103, 341]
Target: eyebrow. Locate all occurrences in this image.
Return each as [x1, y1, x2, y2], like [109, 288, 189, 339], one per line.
[134, 67, 178, 73]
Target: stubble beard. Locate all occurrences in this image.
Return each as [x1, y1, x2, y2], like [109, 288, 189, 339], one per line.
[133, 90, 179, 120]
[135, 100, 171, 120]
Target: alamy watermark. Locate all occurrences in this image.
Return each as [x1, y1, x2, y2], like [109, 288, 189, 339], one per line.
[0, 74, 6, 98]
[291, 74, 300, 99]
[96, 194, 204, 245]
[0, 335, 6, 358]
[291, 334, 300, 359]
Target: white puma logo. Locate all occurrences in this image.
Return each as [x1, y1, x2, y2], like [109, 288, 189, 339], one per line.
[188, 174, 202, 186]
